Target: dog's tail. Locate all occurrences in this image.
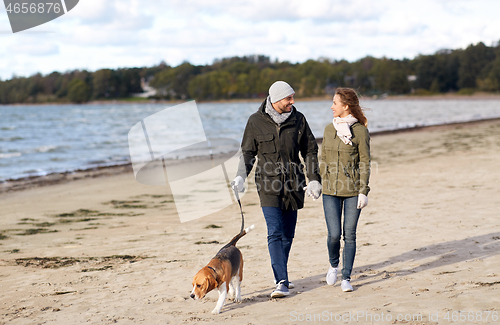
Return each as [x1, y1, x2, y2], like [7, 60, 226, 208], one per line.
[218, 225, 255, 252]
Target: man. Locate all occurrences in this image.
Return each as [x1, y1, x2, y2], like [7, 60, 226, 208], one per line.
[232, 81, 322, 298]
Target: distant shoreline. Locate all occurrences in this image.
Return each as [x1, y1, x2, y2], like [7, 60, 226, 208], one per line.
[2, 116, 500, 194]
[2, 92, 500, 107]
[379, 92, 500, 101]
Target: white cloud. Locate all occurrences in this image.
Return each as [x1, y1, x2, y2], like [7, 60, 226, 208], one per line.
[68, 0, 153, 30]
[1, 0, 500, 79]
[164, 0, 386, 22]
[13, 42, 59, 56]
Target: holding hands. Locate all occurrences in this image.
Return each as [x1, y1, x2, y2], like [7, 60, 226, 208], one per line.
[305, 180, 322, 200]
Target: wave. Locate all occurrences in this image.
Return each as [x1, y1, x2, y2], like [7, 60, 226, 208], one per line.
[21, 169, 49, 177]
[35, 145, 61, 153]
[0, 152, 22, 159]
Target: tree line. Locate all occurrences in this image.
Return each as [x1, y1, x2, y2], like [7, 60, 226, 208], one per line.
[1, 41, 499, 104]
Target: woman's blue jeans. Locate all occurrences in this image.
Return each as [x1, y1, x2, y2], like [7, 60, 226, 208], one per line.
[262, 207, 297, 288]
[322, 194, 361, 281]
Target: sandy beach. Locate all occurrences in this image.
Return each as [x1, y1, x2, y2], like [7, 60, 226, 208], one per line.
[1, 119, 499, 325]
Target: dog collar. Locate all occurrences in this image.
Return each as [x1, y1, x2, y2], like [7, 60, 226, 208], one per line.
[208, 266, 219, 281]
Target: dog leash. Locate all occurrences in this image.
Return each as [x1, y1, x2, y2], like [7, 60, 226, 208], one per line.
[230, 182, 245, 234]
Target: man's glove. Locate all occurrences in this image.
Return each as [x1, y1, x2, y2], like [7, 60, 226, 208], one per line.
[357, 194, 368, 209]
[305, 180, 322, 200]
[231, 176, 245, 193]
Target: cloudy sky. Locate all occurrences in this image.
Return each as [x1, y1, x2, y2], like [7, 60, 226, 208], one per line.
[1, 0, 499, 80]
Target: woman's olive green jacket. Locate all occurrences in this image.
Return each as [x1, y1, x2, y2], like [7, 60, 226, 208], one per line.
[320, 122, 370, 197]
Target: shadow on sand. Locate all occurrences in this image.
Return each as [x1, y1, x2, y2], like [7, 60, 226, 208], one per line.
[223, 231, 500, 312]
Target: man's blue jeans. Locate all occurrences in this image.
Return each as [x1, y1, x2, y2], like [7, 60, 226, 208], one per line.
[262, 207, 297, 288]
[322, 195, 361, 281]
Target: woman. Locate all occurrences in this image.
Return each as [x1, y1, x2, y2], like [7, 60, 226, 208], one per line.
[320, 87, 370, 292]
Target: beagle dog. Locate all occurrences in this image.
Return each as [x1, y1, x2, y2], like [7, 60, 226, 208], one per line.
[191, 225, 254, 314]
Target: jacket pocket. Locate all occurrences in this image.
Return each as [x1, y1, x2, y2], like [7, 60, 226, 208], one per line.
[324, 165, 331, 191]
[321, 146, 336, 192]
[283, 161, 305, 194]
[257, 134, 276, 154]
[344, 162, 358, 192]
[338, 143, 357, 154]
[255, 171, 282, 195]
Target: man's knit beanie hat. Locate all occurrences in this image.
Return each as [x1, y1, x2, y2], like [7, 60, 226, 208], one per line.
[269, 81, 295, 103]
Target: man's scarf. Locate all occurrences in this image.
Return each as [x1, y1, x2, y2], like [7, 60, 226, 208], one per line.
[265, 96, 292, 125]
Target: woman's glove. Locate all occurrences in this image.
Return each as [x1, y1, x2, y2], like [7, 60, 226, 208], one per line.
[357, 194, 368, 209]
[305, 180, 322, 200]
[231, 176, 245, 193]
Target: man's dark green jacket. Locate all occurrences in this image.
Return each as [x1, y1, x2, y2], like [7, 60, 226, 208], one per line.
[237, 99, 321, 210]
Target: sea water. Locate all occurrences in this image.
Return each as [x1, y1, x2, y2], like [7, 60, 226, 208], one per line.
[1, 98, 499, 181]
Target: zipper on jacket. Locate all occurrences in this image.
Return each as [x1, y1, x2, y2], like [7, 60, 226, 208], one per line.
[344, 162, 351, 178]
[276, 124, 281, 152]
[276, 124, 286, 182]
[335, 138, 341, 195]
[326, 165, 330, 190]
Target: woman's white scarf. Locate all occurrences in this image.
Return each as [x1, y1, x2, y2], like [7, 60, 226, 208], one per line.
[333, 114, 358, 145]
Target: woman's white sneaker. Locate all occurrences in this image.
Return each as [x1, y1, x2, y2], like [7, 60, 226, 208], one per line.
[341, 279, 353, 292]
[326, 266, 338, 285]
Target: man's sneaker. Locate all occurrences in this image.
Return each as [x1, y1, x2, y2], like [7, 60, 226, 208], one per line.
[341, 279, 353, 292]
[271, 280, 290, 298]
[326, 266, 338, 286]
[274, 279, 294, 289]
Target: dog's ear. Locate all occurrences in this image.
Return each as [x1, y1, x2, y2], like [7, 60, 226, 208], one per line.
[203, 278, 211, 293]
[206, 273, 217, 292]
